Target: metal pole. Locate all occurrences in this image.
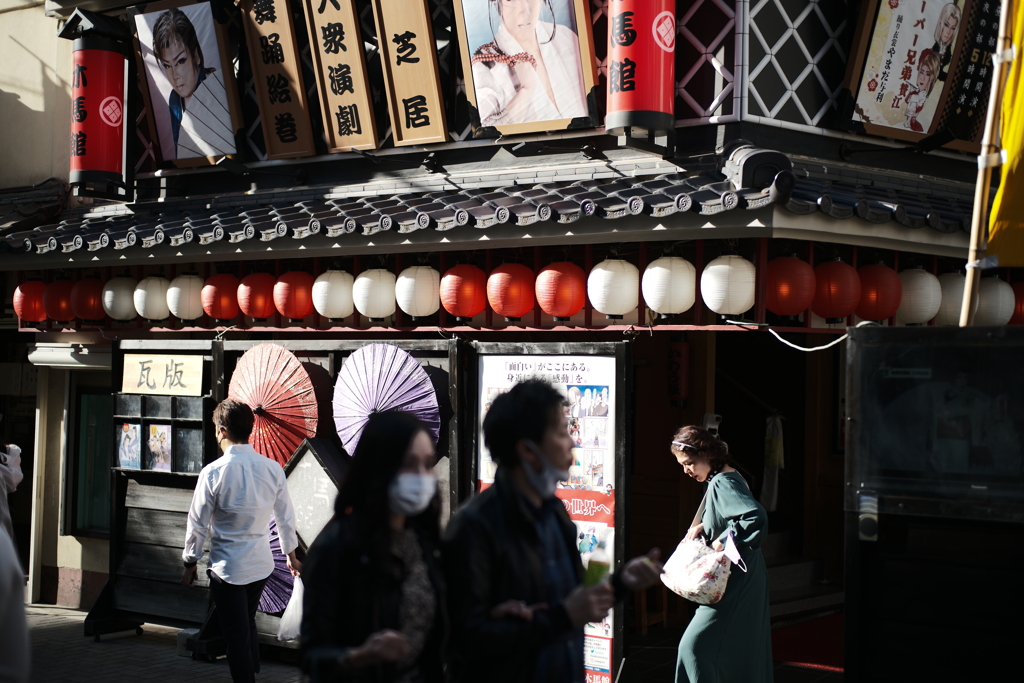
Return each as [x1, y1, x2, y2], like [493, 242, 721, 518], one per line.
[961, 0, 1013, 326]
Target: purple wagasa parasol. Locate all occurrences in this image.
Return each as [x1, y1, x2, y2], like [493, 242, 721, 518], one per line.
[333, 344, 441, 455]
[258, 517, 293, 614]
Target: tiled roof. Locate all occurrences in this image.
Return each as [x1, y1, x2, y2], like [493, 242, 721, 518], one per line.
[0, 179, 65, 235]
[0, 146, 976, 263]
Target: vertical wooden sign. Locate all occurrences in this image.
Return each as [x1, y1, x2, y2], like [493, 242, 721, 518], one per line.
[240, 0, 316, 158]
[302, 0, 378, 151]
[370, 0, 448, 146]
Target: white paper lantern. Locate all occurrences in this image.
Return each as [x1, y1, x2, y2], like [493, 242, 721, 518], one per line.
[353, 269, 396, 321]
[895, 268, 941, 324]
[312, 270, 354, 321]
[167, 274, 204, 320]
[642, 256, 696, 316]
[102, 276, 138, 321]
[588, 259, 639, 319]
[935, 272, 978, 326]
[396, 265, 440, 319]
[700, 255, 756, 316]
[975, 277, 1015, 326]
[135, 276, 171, 321]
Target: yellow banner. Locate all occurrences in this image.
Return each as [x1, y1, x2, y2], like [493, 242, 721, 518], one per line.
[122, 354, 203, 396]
[989, 3, 1024, 266]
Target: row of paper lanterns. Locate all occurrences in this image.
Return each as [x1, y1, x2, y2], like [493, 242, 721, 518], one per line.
[12, 256, 1024, 326]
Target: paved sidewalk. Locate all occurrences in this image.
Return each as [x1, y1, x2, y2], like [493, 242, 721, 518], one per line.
[28, 606, 303, 683]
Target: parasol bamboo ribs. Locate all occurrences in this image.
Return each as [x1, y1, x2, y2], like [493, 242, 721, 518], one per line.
[960, 0, 1014, 326]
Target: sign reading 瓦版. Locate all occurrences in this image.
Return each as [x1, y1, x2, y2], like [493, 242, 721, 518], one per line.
[122, 354, 203, 396]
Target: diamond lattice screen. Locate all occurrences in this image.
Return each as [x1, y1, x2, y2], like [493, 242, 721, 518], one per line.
[747, 0, 851, 128]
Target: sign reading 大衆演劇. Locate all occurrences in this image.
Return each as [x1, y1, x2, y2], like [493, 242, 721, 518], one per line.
[370, 0, 448, 146]
[122, 354, 203, 396]
[239, 0, 316, 159]
[845, 0, 999, 152]
[302, 0, 378, 152]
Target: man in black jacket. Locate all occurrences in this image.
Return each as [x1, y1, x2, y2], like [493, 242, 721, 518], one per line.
[444, 379, 662, 683]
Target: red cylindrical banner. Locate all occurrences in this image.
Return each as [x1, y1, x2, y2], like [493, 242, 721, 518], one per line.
[70, 39, 127, 195]
[605, 0, 675, 132]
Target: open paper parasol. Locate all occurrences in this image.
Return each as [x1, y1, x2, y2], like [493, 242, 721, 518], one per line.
[333, 344, 441, 455]
[228, 343, 318, 466]
[258, 516, 293, 614]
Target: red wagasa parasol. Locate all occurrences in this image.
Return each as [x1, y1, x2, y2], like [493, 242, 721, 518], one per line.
[228, 343, 318, 466]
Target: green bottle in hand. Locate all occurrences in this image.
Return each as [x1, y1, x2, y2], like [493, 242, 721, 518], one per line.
[584, 541, 611, 586]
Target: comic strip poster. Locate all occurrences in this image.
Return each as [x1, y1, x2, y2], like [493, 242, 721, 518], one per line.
[478, 355, 617, 683]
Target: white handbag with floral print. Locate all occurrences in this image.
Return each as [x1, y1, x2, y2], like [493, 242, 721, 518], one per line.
[660, 492, 747, 605]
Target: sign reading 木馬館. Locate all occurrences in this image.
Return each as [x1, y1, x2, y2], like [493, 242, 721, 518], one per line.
[302, 0, 378, 151]
[240, 0, 316, 158]
[122, 354, 204, 396]
[478, 352, 621, 683]
[845, 0, 998, 152]
[370, 0, 448, 146]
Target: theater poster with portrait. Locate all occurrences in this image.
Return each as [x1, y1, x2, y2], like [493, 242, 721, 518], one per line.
[452, 0, 600, 137]
[474, 343, 629, 683]
[845, 0, 999, 152]
[130, 0, 243, 167]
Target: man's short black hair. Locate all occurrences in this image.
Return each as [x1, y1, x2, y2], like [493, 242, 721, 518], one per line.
[212, 399, 254, 443]
[483, 379, 565, 467]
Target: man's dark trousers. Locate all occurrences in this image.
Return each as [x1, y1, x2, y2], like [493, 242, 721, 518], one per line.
[208, 570, 269, 683]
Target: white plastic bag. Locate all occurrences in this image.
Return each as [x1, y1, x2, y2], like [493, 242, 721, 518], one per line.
[277, 577, 303, 641]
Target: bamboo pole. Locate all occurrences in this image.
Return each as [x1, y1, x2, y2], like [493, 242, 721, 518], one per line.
[961, 0, 1014, 326]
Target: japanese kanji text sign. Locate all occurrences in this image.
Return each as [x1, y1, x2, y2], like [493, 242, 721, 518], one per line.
[605, 0, 675, 133]
[69, 37, 128, 199]
[240, 0, 316, 158]
[303, 0, 377, 151]
[370, 0, 448, 146]
[122, 354, 204, 396]
[845, 0, 995, 152]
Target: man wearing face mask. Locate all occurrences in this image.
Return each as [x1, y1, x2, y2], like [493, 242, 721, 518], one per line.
[181, 399, 300, 683]
[443, 380, 663, 683]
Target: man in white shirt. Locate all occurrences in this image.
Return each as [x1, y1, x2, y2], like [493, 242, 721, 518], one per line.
[181, 399, 300, 683]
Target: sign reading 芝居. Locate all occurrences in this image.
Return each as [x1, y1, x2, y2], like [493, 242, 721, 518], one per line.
[240, 0, 316, 159]
[302, 0, 378, 152]
[846, 0, 999, 152]
[370, 0, 448, 146]
[122, 354, 203, 396]
[478, 354, 617, 683]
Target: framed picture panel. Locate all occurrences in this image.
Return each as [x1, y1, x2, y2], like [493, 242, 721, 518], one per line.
[452, 0, 600, 138]
[130, 0, 244, 167]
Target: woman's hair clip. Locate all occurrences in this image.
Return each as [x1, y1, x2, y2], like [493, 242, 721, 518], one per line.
[671, 440, 698, 451]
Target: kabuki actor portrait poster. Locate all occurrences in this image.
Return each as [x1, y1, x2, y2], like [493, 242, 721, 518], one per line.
[132, 0, 241, 165]
[453, 0, 600, 137]
[847, 0, 999, 151]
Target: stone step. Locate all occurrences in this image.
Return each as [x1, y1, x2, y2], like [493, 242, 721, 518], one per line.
[766, 556, 823, 592]
[769, 583, 845, 620]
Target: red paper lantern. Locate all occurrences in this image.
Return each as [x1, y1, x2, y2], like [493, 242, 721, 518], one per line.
[70, 278, 106, 321]
[487, 264, 535, 321]
[856, 264, 903, 321]
[440, 264, 487, 321]
[274, 271, 315, 322]
[13, 280, 47, 323]
[202, 274, 240, 321]
[238, 273, 276, 321]
[1010, 282, 1024, 325]
[43, 279, 75, 322]
[765, 257, 815, 316]
[812, 259, 861, 323]
[536, 262, 586, 321]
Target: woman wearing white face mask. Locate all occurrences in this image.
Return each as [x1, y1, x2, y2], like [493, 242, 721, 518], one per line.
[301, 411, 444, 683]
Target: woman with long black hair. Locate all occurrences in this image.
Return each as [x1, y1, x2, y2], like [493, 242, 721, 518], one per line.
[301, 411, 444, 683]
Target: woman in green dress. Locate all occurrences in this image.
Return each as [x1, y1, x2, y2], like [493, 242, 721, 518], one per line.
[671, 426, 773, 683]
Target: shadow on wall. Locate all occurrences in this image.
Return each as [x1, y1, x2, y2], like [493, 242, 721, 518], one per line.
[0, 31, 72, 188]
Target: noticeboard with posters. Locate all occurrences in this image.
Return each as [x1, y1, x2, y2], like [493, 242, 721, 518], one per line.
[844, 0, 1000, 152]
[474, 342, 629, 683]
